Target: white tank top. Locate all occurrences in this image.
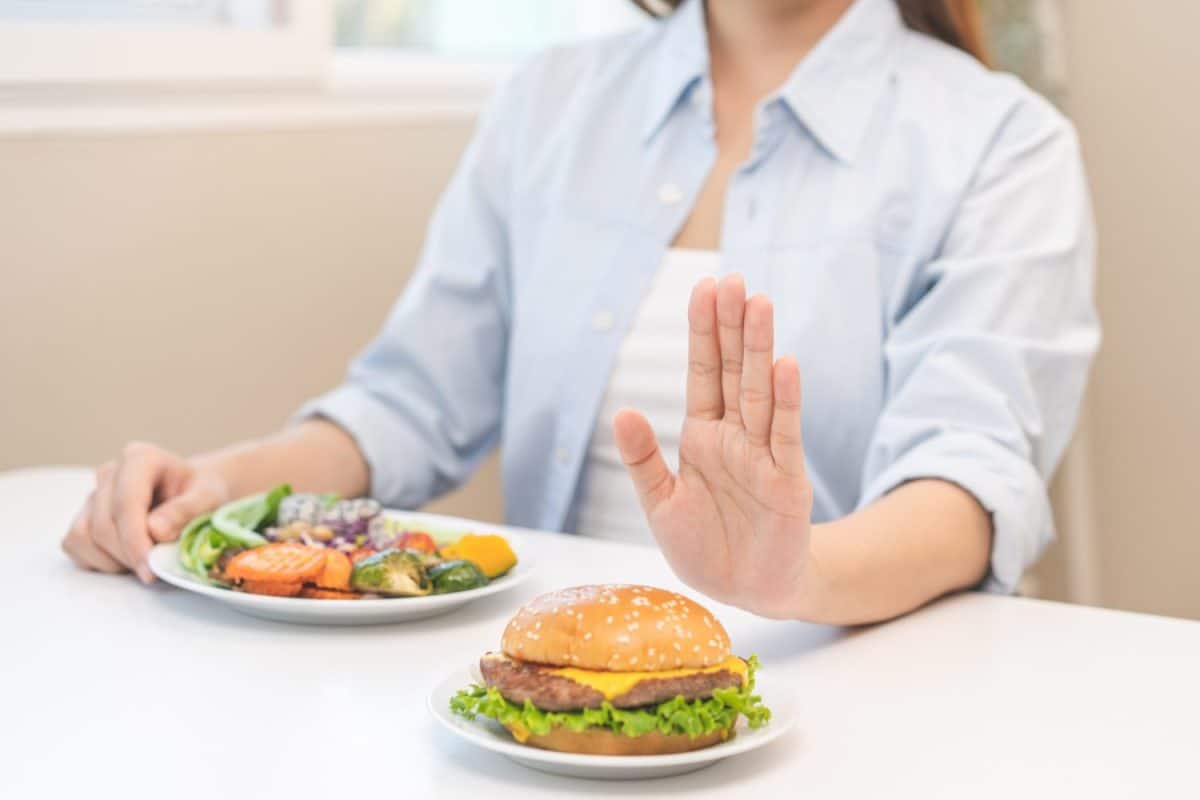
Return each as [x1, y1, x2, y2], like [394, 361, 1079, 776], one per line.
[574, 248, 722, 543]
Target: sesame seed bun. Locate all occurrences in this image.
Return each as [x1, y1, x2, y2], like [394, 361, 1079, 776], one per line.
[500, 585, 732, 671]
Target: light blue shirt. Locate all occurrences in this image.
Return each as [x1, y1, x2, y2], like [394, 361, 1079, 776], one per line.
[301, 0, 1099, 593]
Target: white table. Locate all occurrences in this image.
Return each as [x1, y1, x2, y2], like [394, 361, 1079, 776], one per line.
[3, 467, 1197, 799]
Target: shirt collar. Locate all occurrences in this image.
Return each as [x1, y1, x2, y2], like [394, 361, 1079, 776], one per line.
[643, 0, 904, 164]
[642, 0, 710, 144]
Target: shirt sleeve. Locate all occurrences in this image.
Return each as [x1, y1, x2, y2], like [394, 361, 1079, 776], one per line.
[857, 91, 1101, 594]
[294, 75, 523, 510]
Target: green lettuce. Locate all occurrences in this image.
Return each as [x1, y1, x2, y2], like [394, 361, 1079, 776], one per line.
[178, 484, 292, 579]
[450, 655, 770, 740]
[210, 484, 292, 548]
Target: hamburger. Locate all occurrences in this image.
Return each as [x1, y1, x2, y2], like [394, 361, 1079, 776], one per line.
[449, 584, 770, 755]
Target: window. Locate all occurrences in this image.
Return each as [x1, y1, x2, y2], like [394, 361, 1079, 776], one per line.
[331, 0, 1067, 108]
[0, 0, 284, 27]
[335, 0, 644, 57]
[0, 1, 1066, 119]
[0, 0, 328, 82]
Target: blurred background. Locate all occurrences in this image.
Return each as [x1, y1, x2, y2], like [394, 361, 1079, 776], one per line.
[2, 1, 1196, 618]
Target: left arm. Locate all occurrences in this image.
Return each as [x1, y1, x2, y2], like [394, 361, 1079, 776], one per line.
[616, 93, 1098, 623]
[800, 480, 991, 625]
[831, 92, 1099, 615]
[613, 280, 997, 625]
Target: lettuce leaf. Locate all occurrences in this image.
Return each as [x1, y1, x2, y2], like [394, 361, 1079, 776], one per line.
[177, 512, 212, 573]
[449, 655, 771, 740]
[210, 484, 292, 548]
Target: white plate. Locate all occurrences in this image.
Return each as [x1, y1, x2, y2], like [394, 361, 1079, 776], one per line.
[147, 513, 534, 626]
[428, 665, 797, 781]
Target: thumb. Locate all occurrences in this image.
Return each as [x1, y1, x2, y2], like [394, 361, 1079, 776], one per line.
[147, 487, 217, 543]
[613, 409, 675, 514]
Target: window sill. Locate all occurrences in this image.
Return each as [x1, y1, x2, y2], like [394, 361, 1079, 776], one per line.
[0, 51, 506, 138]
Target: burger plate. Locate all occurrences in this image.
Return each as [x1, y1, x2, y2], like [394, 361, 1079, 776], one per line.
[428, 666, 798, 781]
[147, 513, 535, 626]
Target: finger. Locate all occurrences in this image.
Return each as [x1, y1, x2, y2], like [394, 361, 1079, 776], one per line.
[715, 274, 747, 426]
[770, 356, 807, 477]
[62, 497, 124, 573]
[686, 277, 723, 420]
[613, 408, 676, 515]
[146, 488, 209, 544]
[61, 498, 93, 569]
[66, 531, 126, 573]
[145, 457, 211, 543]
[90, 462, 129, 569]
[740, 294, 775, 448]
[112, 444, 166, 583]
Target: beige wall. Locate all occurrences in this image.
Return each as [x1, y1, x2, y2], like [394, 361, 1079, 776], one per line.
[2, 0, 1197, 617]
[1055, 0, 1200, 618]
[0, 120, 504, 522]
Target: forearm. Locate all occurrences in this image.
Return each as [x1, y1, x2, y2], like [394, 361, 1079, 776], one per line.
[795, 479, 992, 625]
[192, 419, 371, 501]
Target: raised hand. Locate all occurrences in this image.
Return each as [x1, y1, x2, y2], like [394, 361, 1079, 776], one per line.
[613, 274, 813, 619]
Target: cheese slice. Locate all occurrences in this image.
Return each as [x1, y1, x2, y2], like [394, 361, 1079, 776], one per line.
[546, 656, 747, 700]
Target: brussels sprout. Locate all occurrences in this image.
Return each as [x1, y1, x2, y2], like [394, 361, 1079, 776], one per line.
[350, 549, 432, 596]
[405, 547, 443, 569]
[428, 560, 488, 594]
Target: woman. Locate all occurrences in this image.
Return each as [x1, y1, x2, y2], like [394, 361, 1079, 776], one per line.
[62, 0, 1098, 624]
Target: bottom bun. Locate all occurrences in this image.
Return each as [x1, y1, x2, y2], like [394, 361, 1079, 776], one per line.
[504, 723, 734, 756]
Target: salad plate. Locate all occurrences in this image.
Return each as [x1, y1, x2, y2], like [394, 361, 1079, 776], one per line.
[149, 510, 535, 626]
[428, 666, 798, 781]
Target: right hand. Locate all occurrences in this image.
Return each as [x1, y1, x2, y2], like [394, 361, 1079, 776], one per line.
[62, 442, 231, 583]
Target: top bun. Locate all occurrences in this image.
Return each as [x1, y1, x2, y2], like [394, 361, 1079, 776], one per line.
[500, 585, 732, 672]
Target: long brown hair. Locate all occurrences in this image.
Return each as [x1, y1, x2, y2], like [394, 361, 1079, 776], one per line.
[631, 0, 990, 67]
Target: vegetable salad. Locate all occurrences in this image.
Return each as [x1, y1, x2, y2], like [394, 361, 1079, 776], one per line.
[178, 484, 516, 600]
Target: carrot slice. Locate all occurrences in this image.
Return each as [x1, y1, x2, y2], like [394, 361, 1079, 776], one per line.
[299, 587, 363, 600]
[239, 579, 304, 597]
[226, 544, 328, 583]
[315, 550, 353, 591]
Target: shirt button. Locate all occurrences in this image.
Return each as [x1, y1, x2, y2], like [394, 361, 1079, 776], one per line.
[592, 310, 615, 332]
[657, 183, 684, 206]
[555, 447, 570, 465]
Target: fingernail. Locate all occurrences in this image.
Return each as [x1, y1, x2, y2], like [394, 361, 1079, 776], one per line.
[137, 566, 155, 584]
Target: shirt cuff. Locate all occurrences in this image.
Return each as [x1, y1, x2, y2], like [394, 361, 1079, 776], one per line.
[857, 432, 1054, 594]
[293, 384, 431, 510]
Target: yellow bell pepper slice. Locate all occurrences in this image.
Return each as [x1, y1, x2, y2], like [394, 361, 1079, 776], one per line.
[441, 534, 517, 579]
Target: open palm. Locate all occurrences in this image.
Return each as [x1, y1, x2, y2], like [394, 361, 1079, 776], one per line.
[613, 274, 813, 619]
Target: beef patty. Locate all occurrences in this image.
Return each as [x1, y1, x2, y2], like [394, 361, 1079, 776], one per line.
[478, 653, 745, 711]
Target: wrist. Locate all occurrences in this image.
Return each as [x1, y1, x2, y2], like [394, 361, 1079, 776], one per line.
[784, 522, 839, 623]
[190, 443, 263, 502]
